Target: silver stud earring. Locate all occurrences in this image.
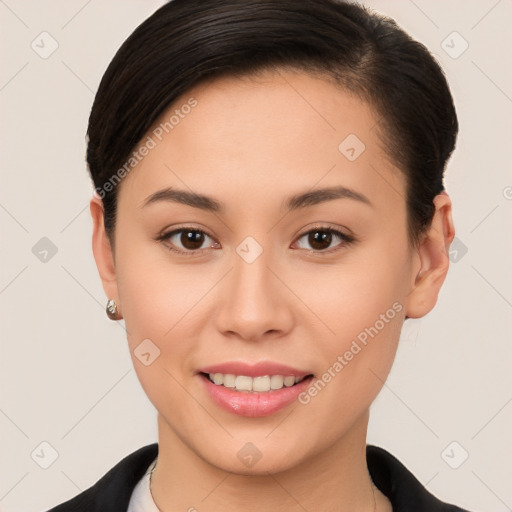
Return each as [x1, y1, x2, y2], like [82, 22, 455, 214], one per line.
[106, 299, 119, 320]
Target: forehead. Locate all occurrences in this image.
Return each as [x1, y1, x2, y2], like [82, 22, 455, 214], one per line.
[117, 69, 404, 217]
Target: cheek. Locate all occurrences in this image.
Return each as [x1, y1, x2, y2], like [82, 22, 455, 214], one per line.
[295, 242, 409, 403]
[114, 231, 196, 337]
[292, 280, 404, 454]
[114, 240, 221, 392]
[118, 267, 201, 360]
[301, 244, 409, 340]
[312, 270, 404, 391]
[116, 257, 202, 415]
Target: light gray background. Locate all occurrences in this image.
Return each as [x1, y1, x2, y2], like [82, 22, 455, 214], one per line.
[1, 1, 511, 511]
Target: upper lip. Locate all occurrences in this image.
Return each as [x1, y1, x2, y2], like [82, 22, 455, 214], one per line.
[198, 361, 312, 378]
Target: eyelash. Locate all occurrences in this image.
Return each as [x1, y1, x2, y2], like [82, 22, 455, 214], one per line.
[157, 225, 356, 257]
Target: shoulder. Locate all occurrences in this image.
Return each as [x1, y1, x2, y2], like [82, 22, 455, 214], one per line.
[44, 443, 158, 512]
[367, 445, 475, 512]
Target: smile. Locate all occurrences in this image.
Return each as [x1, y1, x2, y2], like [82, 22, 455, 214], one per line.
[203, 372, 309, 392]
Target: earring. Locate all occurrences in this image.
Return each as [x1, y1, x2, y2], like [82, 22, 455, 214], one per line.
[106, 299, 119, 320]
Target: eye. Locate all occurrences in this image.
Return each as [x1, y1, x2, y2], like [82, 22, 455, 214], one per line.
[293, 226, 355, 253]
[157, 227, 219, 256]
[157, 225, 355, 257]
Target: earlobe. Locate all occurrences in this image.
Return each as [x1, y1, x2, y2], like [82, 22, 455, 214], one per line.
[90, 193, 121, 312]
[405, 192, 455, 319]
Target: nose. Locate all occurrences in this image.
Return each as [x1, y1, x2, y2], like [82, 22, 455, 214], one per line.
[214, 243, 294, 342]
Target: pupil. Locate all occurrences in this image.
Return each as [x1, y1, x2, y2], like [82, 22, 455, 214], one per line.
[310, 230, 331, 250]
[182, 231, 203, 250]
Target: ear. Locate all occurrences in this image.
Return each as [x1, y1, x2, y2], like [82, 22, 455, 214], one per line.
[90, 192, 122, 317]
[405, 192, 455, 319]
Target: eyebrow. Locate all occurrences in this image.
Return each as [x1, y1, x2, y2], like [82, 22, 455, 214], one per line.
[141, 185, 372, 213]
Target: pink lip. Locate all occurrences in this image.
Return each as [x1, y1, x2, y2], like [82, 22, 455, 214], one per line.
[197, 361, 314, 417]
[198, 361, 310, 378]
[199, 374, 313, 417]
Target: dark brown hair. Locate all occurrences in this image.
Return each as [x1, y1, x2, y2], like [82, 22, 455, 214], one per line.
[86, 0, 458, 248]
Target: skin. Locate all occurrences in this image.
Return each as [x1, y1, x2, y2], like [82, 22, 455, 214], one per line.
[90, 69, 455, 511]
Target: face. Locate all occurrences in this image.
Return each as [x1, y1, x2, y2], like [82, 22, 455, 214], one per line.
[93, 69, 426, 474]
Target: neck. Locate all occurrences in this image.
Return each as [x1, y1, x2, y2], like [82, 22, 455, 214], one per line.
[150, 410, 389, 512]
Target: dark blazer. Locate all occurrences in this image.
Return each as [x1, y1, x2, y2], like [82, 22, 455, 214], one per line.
[46, 443, 472, 511]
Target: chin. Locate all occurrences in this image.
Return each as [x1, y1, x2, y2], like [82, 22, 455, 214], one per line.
[191, 431, 320, 477]
[203, 448, 305, 476]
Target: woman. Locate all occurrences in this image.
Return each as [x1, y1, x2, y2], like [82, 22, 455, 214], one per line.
[47, 0, 472, 510]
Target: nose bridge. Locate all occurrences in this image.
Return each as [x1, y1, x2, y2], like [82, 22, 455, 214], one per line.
[231, 235, 278, 313]
[214, 235, 292, 340]
[235, 240, 273, 300]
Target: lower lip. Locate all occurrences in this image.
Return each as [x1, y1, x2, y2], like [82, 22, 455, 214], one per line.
[199, 374, 314, 417]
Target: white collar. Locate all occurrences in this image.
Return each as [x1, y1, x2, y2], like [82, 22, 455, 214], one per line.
[127, 457, 160, 512]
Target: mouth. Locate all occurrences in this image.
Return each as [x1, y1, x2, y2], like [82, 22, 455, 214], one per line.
[199, 372, 314, 392]
[197, 367, 315, 417]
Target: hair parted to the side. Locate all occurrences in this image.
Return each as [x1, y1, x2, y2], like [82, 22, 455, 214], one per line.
[86, 0, 458, 249]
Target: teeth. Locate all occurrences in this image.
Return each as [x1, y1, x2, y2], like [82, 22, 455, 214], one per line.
[253, 376, 271, 392]
[235, 375, 252, 391]
[283, 376, 296, 387]
[223, 374, 235, 388]
[270, 375, 284, 389]
[207, 373, 306, 392]
[212, 373, 224, 385]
